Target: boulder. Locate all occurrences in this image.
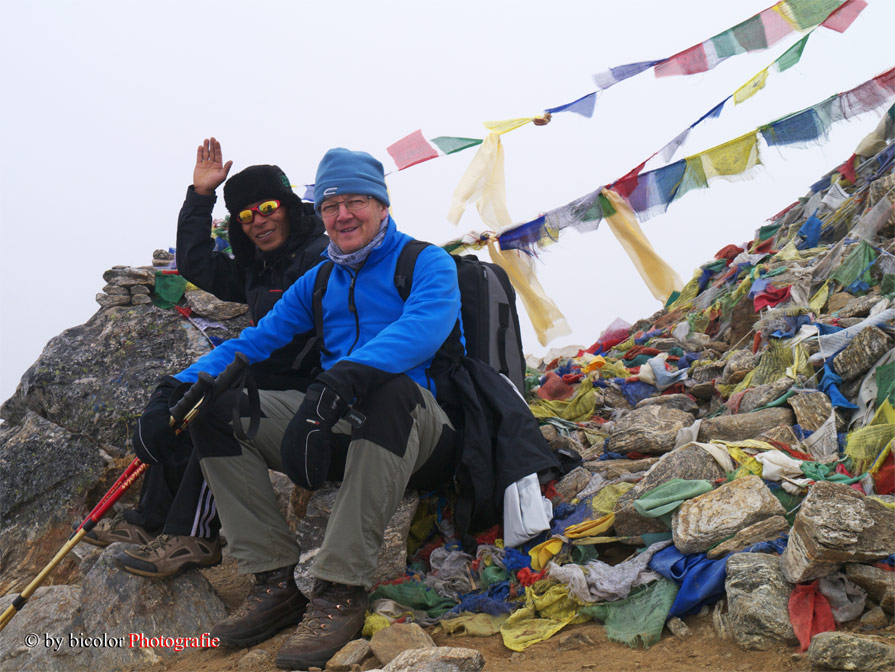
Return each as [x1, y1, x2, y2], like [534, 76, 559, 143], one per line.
[184, 287, 249, 321]
[781, 481, 895, 583]
[838, 294, 884, 318]
[672, 476, 786, 555]
[845, 564, 895, 613]
[832, 326, 891, 381]
[613, 443, 726, 537]
[553, 466, 592, 503]
[697, 407, 795, 442]
[825, 291, 854, 314]
[807, 632, 895, 672]
[370, 623, 436, 666]
[720, 350, 757, 386]
[295, 486, 418, 596]
[787, 391, 833, 432]
[635, 394, 700, 416]
[757, 424, 803, 447]
[607, 405, 694, 455]
[706, 515, 789, 559]
[381, 646, 485, 672]
[725, 553, 797, 650]
[585, 457, 659, 480]
[327, 638, 373, 670]
[737, 378, 793, 414]
[101, 284, 130, 295]
[102, 265, 155, 287]
[95, 292, 130, 308]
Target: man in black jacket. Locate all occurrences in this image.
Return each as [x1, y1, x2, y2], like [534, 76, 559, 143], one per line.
[84, 138, 328, 580]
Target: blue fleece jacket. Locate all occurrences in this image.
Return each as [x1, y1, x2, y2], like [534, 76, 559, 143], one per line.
[175, 216, 461, 400]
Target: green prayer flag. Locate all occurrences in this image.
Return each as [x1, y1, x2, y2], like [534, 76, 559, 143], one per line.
[758, 221, 783, 240]
[152, 272, 188, 309]
[731, 14, 768, 52]
[830, 239, 877, 288]
[784, 0, 845, 30]
[598, 193, 616, 217]
[877, 361, 895, 407]
[430, 136, 483, 155]
[777, 33, 810, 72]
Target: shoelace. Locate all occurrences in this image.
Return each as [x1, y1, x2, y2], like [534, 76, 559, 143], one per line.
[295, 589, 359, 634]
[138, 533, 171, 553]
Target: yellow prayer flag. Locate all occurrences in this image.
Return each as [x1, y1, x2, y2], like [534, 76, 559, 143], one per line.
[447, 132, 512, 230]
[483, 117, 535, 134]
[563, 512, 614, 539]
[529, 537, 565, 571]
[600, 189, 684, 302]
[699, 132, 760, 179]
[734, 69, 770, 105]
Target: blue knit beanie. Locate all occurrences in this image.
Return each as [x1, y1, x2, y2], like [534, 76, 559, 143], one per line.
[314, 148, 389, 208]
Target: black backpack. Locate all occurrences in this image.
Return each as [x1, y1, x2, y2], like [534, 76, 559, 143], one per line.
[308, 240, 527, 393]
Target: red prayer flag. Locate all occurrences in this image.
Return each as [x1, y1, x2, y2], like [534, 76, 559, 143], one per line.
[655, 43, 709, 77]
[387, 129, 439, 171]
[821, 0, 867, 33]
[789, 583, 836, 652]
[613, 160, 648, 198]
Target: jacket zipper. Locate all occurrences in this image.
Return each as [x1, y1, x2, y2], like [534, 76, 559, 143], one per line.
[346, 269, 361, 354]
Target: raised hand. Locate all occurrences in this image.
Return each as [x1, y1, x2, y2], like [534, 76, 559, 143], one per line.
[193, 137, 233, 195]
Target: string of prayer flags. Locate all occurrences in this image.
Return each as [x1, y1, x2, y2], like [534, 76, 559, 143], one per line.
[483, 118, 536, 135]
[387, 129, 439, 171]
[430, 136, 483, 155]
[593, 0, 858, 88]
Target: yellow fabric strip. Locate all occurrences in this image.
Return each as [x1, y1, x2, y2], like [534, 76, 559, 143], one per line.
[483, 117, 535, 135]
[734, 69, 770, 105]
[486, 238, 571, 346]
[563, 512, 615, 539]
[600, 188, 684, 302]
[447, 132, 512, 230]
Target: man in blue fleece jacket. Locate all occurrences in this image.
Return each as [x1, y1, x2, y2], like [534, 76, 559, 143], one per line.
[132, 148, 461, 670]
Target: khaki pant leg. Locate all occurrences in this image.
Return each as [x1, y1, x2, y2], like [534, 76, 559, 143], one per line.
[310, 384, 451, 588]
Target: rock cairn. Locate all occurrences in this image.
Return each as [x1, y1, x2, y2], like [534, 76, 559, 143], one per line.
[94, 250, 173, 308]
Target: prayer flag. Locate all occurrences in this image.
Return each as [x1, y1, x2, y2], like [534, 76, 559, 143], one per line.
[386, 129, 438, 171]
[430, 136, 483, 155]
[546, 91, 597, 118]
[760, 5, 797, 45]
[776, 33, 810, 72]
[779, 0, 845, 30]
[655, 44, 709, 77]
[483, 118, 534, 135]
[734, 69, 770, 104]
[592, 61, 660, 90]
[821, 0, 867, 32]
[700, 133, 760, 179]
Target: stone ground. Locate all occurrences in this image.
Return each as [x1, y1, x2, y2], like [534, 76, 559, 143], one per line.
[145, 554, 829, 672]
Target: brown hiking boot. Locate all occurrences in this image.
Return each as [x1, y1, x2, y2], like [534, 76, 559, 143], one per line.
[211, 565, 308, 648]
[275, 582, 368, 670]
[113, 534, 222, 578]
[82, 512, 154, 547]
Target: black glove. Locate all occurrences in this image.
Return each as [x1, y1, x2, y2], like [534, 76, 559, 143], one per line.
[280, 383, 347, 490]
[131, 376, 182, 465]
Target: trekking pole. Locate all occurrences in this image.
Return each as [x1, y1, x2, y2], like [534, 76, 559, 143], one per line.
[0, 458, 148, 632]
[168, 352, 249, 433]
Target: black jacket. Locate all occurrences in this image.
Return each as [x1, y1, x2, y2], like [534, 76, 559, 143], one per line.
[175, 186, 328, 389]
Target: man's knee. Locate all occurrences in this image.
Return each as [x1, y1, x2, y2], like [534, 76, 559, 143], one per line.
[352, 375, 425, 458]
[188, 389, 254, 459]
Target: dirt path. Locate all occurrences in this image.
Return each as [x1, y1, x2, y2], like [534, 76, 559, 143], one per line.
[149, 556, 812, 672]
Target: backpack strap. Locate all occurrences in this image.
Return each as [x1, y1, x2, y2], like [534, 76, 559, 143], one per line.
[393, 240, 431, 300]
[293, 261, 335, 371]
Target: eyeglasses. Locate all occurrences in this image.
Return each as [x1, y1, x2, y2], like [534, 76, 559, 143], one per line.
[319, 195, 373, 218]
[237, 200, 281, 225]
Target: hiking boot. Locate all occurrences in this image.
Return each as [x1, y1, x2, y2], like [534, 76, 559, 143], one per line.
[275, 582, 368, 670]
[211, 565, 308, 648]
[113, 534, 222, 578]
[81, 512, 155, 547]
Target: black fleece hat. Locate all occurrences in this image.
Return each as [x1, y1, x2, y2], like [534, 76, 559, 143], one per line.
[223, 164, 299, 215]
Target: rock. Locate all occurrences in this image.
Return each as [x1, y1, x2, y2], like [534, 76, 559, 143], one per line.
[757, 424, 802, 447]
[712, 601, 731, 640]
[553, 467, 592, 502]
[807, 632, 895, 672]
[833, 326, 892, 381]
[95, 292, 131, 308]
[613, 443, 726, 537]
[635, 394, 699, 416]
[0, 585, 88, 672]
[65, 544, 226, 670]
[295, 486, 418, 596]
[687, 381, 716, 400]
[547, 435, 584, 462]
[557, 630, 596, 650]
[860, 605, 890, 629]
[238, 649, 273, 670]
[602, 384, 632, 411]
[725, 553, 797, 650]
[129, 284, 151, 295]
[380, 646, 484, 672]
[697, 408, 795, 442]
[845, 564, 895, 613]
[327, 638, 373, 670]
[585, 457, 659, 480]
[647, 338, 681, 352]
[606, 406, 694, 455]
[721, 350, 757, 386]
[787, 391, 833, 432]
[539, 425, 559, 442]
[672, 476, 786, 554]
[729, 298, 760, 349]
[706, 515, 790, 559]
[102, 265, 155, 287]
[0, 412, 105, 595]
[737, 378, 794, 414]
[152, 249, 175, 266]
[184, 287, 249, 320]
[268, 470, 296, 527]
[826, 291, 854, 314]
[666, 617, 691, 638]
[370, 623, 436, 665]
[838, 294, 883, 318]
[690, 360, 725, 384]
[101, 283, 130, 295]
[130, 294, 152, 305]
[781, 481, 895, 584]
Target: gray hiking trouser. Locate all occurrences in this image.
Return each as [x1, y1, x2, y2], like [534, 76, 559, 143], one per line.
[197, 377, 454, 587]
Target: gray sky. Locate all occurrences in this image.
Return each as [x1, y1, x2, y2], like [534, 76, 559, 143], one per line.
[2, 0, 893, 404]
